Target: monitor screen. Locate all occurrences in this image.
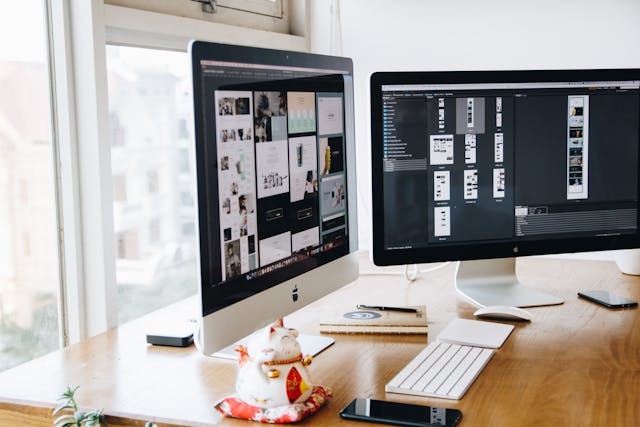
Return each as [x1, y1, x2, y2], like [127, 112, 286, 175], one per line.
[191, 42, 357, 352]
[371, 70, 640, 266]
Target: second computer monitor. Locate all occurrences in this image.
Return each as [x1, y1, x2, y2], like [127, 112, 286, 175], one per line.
[371, 69, 640, 307]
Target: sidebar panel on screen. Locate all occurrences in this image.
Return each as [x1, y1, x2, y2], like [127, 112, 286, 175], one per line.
[382, 94, 429, 249]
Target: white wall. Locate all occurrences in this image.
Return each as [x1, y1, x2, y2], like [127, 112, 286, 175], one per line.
[311, 0, 640, 253]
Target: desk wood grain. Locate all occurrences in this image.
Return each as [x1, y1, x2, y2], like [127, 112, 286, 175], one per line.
[0, 256, 639, 426]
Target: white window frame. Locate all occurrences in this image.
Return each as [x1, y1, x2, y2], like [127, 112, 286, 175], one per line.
[103, 3, 307, 51]
[49, 0, 309, 343]
[106, 0, 286, 26]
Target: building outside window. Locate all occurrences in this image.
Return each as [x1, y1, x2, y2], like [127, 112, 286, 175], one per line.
[107, 45, 198, 324]
[0, 0, 61, 372]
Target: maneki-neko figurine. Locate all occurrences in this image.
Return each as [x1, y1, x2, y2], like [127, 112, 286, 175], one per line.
[214, 318, 332, 423]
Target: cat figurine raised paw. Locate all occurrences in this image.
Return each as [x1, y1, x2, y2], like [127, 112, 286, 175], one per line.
[235, 318, 314, 408]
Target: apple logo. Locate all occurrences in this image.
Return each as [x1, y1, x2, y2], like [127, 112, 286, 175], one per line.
[292, 285, 299, 302]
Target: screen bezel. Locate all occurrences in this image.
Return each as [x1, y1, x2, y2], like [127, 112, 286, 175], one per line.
[370, 69, 640, 266]
[190, 41, 357, 316]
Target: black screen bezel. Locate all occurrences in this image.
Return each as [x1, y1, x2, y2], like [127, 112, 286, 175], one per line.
[190, 41, 354, 316]
[370, 69, 640, 266]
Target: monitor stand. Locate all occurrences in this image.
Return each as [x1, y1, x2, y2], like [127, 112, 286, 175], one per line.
[212, 333, 335, 360]
[455, 257, 563, 308]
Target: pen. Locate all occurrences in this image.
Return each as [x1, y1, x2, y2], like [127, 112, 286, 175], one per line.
[356, 304, 418, 313]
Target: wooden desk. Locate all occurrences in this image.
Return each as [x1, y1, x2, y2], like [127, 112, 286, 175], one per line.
[1, 255, 639, 426]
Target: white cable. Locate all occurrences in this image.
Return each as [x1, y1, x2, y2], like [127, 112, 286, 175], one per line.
[404, 264, 418, 282]
[360, 261, 452, 281]
[193, 320, 206, 356]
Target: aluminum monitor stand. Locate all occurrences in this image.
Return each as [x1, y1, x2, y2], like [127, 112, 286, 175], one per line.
[455, 258, 563, 308]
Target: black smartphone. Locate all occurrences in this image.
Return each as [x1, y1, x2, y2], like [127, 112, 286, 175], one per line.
[340, 398, 462, 427]
[578, 290, 638, 309]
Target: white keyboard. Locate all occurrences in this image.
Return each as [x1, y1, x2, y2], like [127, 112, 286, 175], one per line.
[385, 341, 494, 400]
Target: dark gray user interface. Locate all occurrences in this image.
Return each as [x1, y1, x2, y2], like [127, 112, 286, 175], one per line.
[380, 81, 640, 250]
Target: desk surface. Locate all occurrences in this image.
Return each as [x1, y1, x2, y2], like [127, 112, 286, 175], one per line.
[1, 255, 639, 426]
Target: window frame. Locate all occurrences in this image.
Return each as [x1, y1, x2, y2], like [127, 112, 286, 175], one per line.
[103, 3, 307, 51]
[49, 0, 309, 343]
[105, 0, 287, 31]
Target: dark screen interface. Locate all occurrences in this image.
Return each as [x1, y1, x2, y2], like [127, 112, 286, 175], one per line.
[197, 60, 350, 293]
[381, 81, 640, 250]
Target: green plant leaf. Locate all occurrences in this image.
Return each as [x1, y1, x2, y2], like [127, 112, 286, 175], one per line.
[53, 414, 76, 425]
[86, 409, 104, 419]
[52, 403, 74, 416]
[54, 384, 79, 415]
[81, 408, 104, 426]
[59, 385, 79, 400]
[53, 385, 104, 427]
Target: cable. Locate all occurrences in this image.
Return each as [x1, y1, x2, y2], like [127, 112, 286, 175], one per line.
[359, 261, 453, 282]
[405, 264, 418, 282]
[193, 320, 208, 356]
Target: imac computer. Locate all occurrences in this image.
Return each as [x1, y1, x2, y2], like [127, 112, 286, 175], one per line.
[370, 69, 640, 308]
[190, 41, 358, 355]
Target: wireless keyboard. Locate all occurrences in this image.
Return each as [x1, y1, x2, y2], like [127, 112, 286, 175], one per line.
[385, 341, 494, 400]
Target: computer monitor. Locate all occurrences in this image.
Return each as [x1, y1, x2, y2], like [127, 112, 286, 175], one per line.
[370, 69, 640, 308]
[190, 41, 358, 355]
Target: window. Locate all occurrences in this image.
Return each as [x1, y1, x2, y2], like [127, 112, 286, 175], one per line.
[180, 191, 194, 207]
[113, 174, 128, 201]
[179, 148, 191, 174]
[178, 119, 189, 140]
[182, 222, 196, 236]
[107, 45, 198, 324]
[22, 232, 32, 258]
[0, 0, 61, 372]
[147, 170, 160, 194]
[19, 180, 29, 205]
[110, 112, 126, 147]
[149, 218, 162, 243]
[116, 231, 139, 260]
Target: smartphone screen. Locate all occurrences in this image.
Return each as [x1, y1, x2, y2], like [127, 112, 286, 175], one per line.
[340, 398, 462, 427]
[578, 290, 638, 308]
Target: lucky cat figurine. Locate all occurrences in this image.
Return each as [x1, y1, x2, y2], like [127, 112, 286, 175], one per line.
[235, 318, 314, 408]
